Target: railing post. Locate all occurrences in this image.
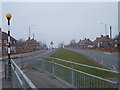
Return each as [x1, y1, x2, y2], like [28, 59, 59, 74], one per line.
[8, 62, 11, 79]
[42, 60, 44, 69]
[52, 59, 54, 75]
[21, 57, 23, 69]
[118, 45, 120, 90]
[5, 62, 7, 78]
[118, 67, 120, 90]
[118, 72, 120, 90]
[72, 63, 74, 87]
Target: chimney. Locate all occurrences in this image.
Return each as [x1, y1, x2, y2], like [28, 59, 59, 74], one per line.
[33, 33, 34, 40]
[28, 37, 30, 40]
[101, 35, 103, 37]
[106, 35, 109, 38]
[85, 38, 86, 40]
[110, 26, 112, 39]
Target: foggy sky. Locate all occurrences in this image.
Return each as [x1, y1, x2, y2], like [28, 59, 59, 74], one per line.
[2, 2, 118, 47]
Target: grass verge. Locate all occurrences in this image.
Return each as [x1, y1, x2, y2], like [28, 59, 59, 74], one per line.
[44, 48, 116, 79]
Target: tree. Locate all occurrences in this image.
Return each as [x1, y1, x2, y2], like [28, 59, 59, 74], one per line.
[70, 39, 77, 47]
[58, 42, 64, 48]
[16, 39, 25, 51]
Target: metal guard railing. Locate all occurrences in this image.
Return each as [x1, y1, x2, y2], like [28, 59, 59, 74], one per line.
[10, 59, 37, 89]
[38, 57, 119, 89]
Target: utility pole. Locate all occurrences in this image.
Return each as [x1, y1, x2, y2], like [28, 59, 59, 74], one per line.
[6, 13, 12, 79]
[100, 23, 107, 36]
[29, 25, 35, 39]
[29, 26, 30, 39]
[33, 33, 35, 40]
[105, 24, 107, 36]
[110, 26, 112, 39]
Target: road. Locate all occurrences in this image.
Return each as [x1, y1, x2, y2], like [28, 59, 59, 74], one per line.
[1, 50, 55, 88]
[0, 61, 2, 72]
[12, 49, 70, 88]
[67, 48, 118, 70]
[13, 49, 55, 68]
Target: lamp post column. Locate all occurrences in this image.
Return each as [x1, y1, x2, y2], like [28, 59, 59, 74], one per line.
[6, 13, 12, 79]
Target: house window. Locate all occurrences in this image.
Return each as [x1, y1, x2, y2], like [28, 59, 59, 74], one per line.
[11, 40, 15, 44]
[0, 47, 1, 51]
[4, 46, 7, 52]
[10, 47, 12, 51]
[13, 41, 16, 44]
[10, 40, 12, 44]
[4, 40, 7, 44]
[0, 40, 1, 43]
[12, 47, 16, 51]
[115, 40, 117, 42]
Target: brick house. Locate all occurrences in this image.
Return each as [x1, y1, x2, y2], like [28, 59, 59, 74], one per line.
[0, 28, 2, 57]
[1, 30, 17, 56]
[78, 38, 94, 48]
[24, 38, 41, 52]
[93, 35, 114, 48]
[113, 32, 120, 47]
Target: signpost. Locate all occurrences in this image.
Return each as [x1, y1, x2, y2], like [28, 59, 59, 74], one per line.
[50, 41, 54, 55]
[50, 41, 54, 49]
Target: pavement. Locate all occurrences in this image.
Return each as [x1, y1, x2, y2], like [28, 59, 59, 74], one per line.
[23, 62, 70, 88]
[12, 49, 70, 88]
[0, 50, 48, 89]
[0, 49, 70, 88]
[67, 48, 118, 70]
[1, 71, 13, 89]
[0, 71, 2, 90]
[0, 63, 13, 89]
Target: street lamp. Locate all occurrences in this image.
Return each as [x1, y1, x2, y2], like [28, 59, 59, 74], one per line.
[6, 13, 12, 79]
[6, 13, 12, 64]
[29, 25, 35, 39]
[100, 23, 107, 36]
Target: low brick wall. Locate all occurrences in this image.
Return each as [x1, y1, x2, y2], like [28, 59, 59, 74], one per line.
[96, 48, 119, 52]
[72, 47, 119, 52]
[2, 49, 43, 56]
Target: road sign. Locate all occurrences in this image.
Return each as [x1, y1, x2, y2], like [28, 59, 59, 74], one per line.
[50, 41, 54, 45]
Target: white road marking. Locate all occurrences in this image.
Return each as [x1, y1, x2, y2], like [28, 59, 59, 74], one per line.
[112, 65, 117, 71]
[104, 52, 111, 55]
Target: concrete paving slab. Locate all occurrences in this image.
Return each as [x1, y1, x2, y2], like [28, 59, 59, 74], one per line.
[0, 71, 13, 89]
[23, 67, 70, 88]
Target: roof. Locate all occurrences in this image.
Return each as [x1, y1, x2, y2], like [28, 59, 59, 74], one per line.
[25, 39, 39, 45]
[114, 33, 120, 40]
[2, 31, 16, 41]
[78, 38, 93, 44]
[93, 35, 112, 42]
